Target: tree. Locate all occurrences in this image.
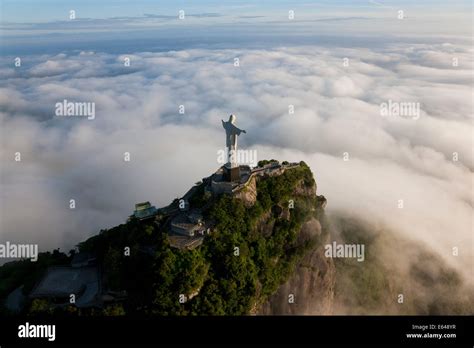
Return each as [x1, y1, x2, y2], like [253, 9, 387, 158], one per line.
[103, 304, 126, 316]
[28, 299, 51, 315]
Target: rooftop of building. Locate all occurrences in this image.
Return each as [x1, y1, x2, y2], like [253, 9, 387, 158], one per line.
[168, 235, 204, 250]
[135, 201, 152, 210]
[133, 202, 158, 220]
[29, 266, 99, 300]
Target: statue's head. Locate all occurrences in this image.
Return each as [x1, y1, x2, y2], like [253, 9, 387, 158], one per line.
[229, 114, 236, 124]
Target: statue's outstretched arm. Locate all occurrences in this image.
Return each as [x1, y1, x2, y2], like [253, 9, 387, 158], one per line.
[230, 124, 246, 135]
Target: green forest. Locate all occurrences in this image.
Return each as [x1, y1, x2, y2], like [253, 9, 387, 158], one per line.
[0, 161, 323, 316]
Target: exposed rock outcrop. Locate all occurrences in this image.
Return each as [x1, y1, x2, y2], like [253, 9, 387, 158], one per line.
[258, 176, 335, 315]
[234, 175, 257, 207]
[294, 178, 317, 197]
[258, 221, 335, 315]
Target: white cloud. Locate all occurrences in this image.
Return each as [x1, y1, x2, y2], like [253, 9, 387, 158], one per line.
[0, 44, 472, 284]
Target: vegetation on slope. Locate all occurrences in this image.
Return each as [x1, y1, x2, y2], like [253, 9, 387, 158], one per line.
[0, 161, 321, 316]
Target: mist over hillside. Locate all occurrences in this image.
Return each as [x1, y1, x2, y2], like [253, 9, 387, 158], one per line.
[327, 213, 474, 315]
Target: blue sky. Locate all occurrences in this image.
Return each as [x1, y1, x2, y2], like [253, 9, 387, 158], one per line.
[1, 0, 472, 22]
[1, 0, 471, 56]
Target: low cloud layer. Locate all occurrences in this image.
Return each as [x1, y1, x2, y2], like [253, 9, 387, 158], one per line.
[0, 42, 472, 287]
[329, 213, 474, 314]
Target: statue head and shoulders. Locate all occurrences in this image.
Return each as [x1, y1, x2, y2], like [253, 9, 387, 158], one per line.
[222, 114, 246, 135]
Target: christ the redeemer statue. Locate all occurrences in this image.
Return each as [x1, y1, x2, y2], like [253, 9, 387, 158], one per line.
[222, 114, 246, 169]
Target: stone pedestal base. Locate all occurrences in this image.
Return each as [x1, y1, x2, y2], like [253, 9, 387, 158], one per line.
[223, 165, 240, 182]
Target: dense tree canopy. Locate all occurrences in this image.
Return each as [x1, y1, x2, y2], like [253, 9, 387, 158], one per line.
[0, 162, 320, 316]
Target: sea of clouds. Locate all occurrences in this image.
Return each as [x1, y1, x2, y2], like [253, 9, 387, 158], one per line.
[0, 41, 472, 286]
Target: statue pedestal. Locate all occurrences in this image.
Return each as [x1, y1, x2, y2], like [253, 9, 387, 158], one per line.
[223, 165, 240, 182]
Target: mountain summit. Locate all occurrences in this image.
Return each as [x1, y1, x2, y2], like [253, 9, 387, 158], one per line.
[1, 160, 334, 315]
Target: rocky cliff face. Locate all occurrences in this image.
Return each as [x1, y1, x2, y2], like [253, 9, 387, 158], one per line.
[257, 176, 335, 315]
[258, 221, 335, 315]
[234, 175, 257, 207]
